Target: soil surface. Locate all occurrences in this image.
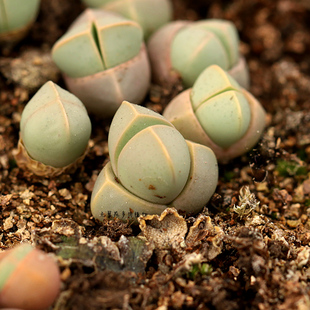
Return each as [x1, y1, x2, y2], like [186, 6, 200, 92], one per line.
[1, 0, 310, 309]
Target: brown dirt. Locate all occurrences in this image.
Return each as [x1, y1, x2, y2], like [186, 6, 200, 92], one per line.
[1, 0, 310, 309]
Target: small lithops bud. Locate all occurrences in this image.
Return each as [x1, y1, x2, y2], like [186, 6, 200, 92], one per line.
[163, 65, 266, 163]
[81, 0, 173, 39]
[0, 0, 40, 46]
[0, 244, 61, 310]
[52, 9, 150, 118]
[148, 19, 249, 89]
[91, 101, 218, 221]
[14, 81, 92, 177]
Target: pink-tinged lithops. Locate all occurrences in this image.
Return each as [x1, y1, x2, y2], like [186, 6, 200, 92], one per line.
[91, 101, 218, 221]
[14, 81, 92, 177]
[52, 9, 151, 118]
[0, 0, 40, 45]
[0, 244, 61, 310]
[81, 0, 173, 39]
[148, 19, 249, 89]
[163, 65, 266, 163]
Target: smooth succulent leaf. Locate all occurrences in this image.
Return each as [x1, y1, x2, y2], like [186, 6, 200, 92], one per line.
[91, 162, 166, 222]
[193, 20, 240, 67]
[170, 141, 218, 213]
[195, 90, 251, 148]
[108, 101, 173, 174]
[117, 125, 191, 204]
[171, 26, 229, 88]
[20, 81, 91, 168]
[191, 65, 241, 110]
[52, 24, 105, 78]
[52, 9, 142, 78]
[95, 18, 142, 69]
[0, 0, 40, 33]
[104, 0, 172, 38]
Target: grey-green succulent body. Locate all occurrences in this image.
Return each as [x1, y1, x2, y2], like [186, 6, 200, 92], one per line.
[91, 101, 218, 221]
[163, 65, 266, 162]
[20, 81, 91, 168]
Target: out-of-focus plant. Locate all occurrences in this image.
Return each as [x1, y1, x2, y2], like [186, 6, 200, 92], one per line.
[81, 0, 173, 39]
[0, 0, 40, 45]
[14, 81, 92, 177]
[52, 9, 150, 118]
[91, 101, 218, 221]
[0, 243, 60, 310]
[163, 65, 266, 163]
[148, 19, 249, 89]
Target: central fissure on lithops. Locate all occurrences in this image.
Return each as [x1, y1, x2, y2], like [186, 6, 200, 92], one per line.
[193, 87, 241, 112]
[91, 21, 105, 68]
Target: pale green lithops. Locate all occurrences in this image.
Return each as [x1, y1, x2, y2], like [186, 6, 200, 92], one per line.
[0, 243, 61, 310]
[81, 0, 173, 39]
[163, 65, 266, 163]
[91, 101, 218, 221]
[51, 9, 150, 118]
[148, 19, 249, 89]
[0, 0, 40, 45]
[14, 81, 92, 177]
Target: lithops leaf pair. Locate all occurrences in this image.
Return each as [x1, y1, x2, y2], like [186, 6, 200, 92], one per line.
[14, 81, 91, 177]
[52, 9, 150, 118]
[163, 65, 266, 163]
[148, 19, 249, 89]
[0, 244, 60, 310]
[0, 0, 40, 45]
[91, 101, 218, 222]
[81, 0, 173, 39]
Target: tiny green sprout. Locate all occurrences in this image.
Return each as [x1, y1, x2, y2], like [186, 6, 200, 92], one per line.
[148, 19, 249, 89]
[163, 65, 266, 163]
[188, 263, 212, 280]
[81, 0, 173, 39]
[0, 0, 40, 45]
[52, 9, 150, 118]
[233, 186, 260, 219]
[0, 243, 60, 310]
[15, 81, 91, 177]
[91, 101, 219, 221]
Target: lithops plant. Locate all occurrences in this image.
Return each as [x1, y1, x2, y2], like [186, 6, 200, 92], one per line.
[52, 9, 150, 118]
[0, 243, 61, 310]
[91, 101, 218, 221]
[81, 0, 173, 39]
[148, 19, 249, 89]
[0, 0, 40, 45]
[163, 65, 266, 163]
[14, 81, 92, 177]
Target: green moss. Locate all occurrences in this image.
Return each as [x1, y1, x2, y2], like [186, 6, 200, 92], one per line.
[276, 159, 307, 177]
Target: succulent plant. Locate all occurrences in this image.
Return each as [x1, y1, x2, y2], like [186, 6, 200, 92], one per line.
[81, 0, 173, 39]
[163, 65, 266, 163]
[148, 19, 249, 89]
[52, 9, 150, 118]
[14, 81, 92, 177]
[91, 101, 218, 221]
[0, 243, 61, 310]
[0, 0, 40, 45]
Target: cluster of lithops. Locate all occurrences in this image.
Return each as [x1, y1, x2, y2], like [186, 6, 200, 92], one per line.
[91, 101, 218, 221]
[163, 65, 266, 163]
[81, 0, 173, 39]
[0, 0, 40, 45]
[0, 244, 61, 310]
[148, 19, 249, 89]
[14, 81, 92, 177]
[52, 9, 150, 118]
